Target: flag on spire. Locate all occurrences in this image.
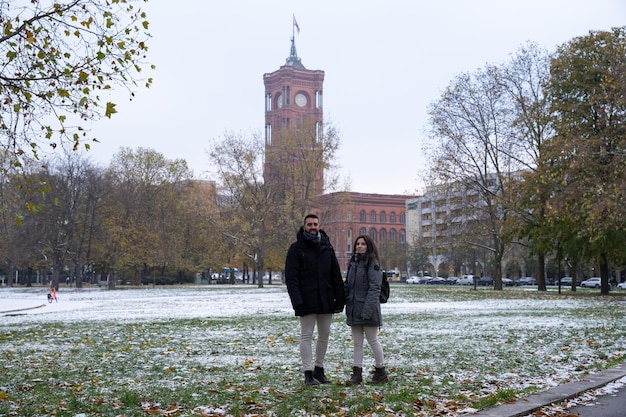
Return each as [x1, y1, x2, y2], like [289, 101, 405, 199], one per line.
[293, 14, 300, 34]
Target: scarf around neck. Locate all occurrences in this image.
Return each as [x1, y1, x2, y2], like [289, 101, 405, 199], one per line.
[303, 230, 321, 244]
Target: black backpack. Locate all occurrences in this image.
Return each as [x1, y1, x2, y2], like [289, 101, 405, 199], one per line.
[380, 270, 390, 304]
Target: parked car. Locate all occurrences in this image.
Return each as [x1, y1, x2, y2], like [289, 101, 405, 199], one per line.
[419, 276, 433, 284]
[559, 277, 574, 286]
[457, 275, 474, 285]
[580, 277, 601, 288]
[406, 276, 420, 284]
[502, 278, 514, 286]
[427, 276, 446, 285]
[617, 282, 626, 290]
[445, 277, 459, 285]
[516, 277, 536, 286]
[476, 276, 494, 286]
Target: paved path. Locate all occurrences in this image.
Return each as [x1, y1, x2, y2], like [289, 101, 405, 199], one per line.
[568, 379, 626, 417]
[473, 365, 626, 417]
[0, 299, 47, 314]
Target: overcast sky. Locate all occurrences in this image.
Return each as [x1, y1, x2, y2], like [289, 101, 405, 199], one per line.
[87, 0, 626, 195]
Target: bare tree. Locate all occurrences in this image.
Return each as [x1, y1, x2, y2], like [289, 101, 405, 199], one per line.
[426, 66, 522, 289]
[497, 43, 555, 291]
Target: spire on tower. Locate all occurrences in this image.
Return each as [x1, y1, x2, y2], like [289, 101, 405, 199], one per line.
[286, 15, 305, 68]
[285, 37, 304, 68]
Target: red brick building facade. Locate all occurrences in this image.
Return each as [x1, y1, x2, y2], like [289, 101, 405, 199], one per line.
[314, 192, 410, 274]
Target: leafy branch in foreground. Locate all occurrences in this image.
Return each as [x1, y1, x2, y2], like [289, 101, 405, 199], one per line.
[0, 0, 153, 167]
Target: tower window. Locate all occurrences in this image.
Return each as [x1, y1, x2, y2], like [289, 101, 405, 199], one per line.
[265, 124, 272, 145]
[266, 93, 272, 111]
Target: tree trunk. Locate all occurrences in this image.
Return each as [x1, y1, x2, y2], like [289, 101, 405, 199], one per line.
[600, 254, 611, 295]
[537, 252, 546, 291]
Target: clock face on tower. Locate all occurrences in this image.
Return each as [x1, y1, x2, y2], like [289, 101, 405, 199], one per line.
[277, 93, 283, 108]
[295, 93, 307, 107]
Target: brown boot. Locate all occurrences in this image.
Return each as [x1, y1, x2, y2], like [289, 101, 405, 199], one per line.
[346, 366, 363, 385]
[369, 366, 388, 384]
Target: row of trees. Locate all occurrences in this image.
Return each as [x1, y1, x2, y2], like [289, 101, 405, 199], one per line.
[424, 27, 626, 294]
[0, 148, 226, 287]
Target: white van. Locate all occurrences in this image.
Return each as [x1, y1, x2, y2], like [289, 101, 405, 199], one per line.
[457, 275, 474, 285]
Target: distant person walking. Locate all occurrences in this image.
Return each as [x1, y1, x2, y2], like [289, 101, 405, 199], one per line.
[285, 213, 346, 386]
[344, 234, 388, 385]
[47, 287, 58, 303]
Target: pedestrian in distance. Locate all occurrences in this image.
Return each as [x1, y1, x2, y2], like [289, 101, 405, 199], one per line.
[285, 213, 346, 386]
[344, 234, 388, 385]
[47, 286, 58, 303]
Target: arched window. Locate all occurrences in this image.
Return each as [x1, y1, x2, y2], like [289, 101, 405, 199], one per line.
[359, 227, 367, 236]
[399, 212, 405, 223]
[360, 210, 366, 222]
[380, 211, 386, 223]
[370, 210, 376, 223]
[399, 230, 406, 243]
[389, 229, 397, 242]
[390, 212, 396, 223]
[379, 229, 387, 242]
[370, 228, 377, 242]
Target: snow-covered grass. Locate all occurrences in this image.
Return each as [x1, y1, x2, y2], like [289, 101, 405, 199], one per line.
[1, 285, 625, 416]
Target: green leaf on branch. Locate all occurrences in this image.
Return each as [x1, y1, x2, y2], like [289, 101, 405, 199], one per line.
[105, 102, 117, 118]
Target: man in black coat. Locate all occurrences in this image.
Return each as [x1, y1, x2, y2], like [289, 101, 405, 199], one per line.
[285, 213, 346, 386]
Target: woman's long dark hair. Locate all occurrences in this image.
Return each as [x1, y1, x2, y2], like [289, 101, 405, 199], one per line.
[350, 234, 380, 265]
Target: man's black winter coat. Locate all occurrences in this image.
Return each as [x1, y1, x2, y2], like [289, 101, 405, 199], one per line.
[285, 227, 346, 316]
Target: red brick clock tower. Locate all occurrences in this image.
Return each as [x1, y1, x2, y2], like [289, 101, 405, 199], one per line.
[263, 36, 325, 196]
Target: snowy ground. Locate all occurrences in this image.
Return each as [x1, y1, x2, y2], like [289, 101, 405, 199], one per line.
[1, 285, 626, 416]
[0, 285, 599, 324]
[0, 285, 293, 322]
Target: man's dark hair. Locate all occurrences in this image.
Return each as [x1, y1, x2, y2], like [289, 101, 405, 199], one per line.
[303, 213, 319, 223]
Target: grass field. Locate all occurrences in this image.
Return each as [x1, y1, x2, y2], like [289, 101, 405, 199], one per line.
[1, 285, 625, 416]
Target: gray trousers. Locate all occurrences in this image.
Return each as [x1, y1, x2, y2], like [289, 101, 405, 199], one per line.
[299, 313, 333, 371]
[351, 325, 385, 368]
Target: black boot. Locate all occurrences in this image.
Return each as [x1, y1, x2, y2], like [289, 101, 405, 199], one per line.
[304, 370, 319, 386]
[369, 366, 388, 384]
[346, 366, 362, 385]
[312, 366, 331, 384]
